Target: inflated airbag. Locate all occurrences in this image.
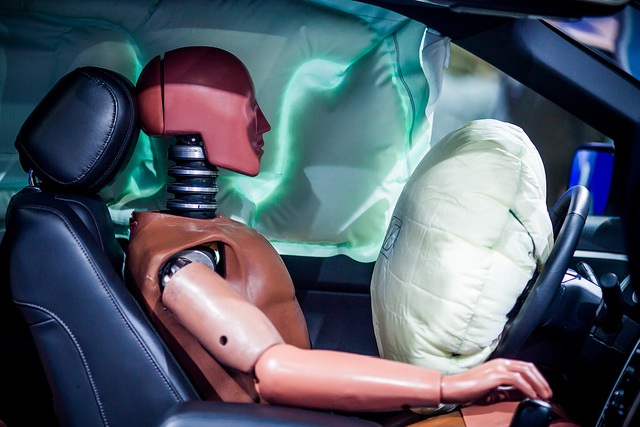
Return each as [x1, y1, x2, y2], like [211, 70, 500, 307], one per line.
[371, 119, 553, 375]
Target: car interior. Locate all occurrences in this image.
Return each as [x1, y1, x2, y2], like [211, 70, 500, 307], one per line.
[1, 1, 639, 426]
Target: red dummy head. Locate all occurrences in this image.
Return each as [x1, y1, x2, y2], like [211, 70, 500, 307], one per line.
[136, 46, 271, 176]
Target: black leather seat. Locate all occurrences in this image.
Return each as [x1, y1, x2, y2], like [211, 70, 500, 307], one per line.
[2, 67, 375, 427]
[3, 67, 200, 426]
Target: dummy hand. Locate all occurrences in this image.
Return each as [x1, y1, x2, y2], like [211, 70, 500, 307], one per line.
[440, 358, 552, 406]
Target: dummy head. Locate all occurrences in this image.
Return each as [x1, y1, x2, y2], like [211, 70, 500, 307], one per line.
[136, 46, 271, 176]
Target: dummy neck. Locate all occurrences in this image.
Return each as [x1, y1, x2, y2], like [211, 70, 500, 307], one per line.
[166, 134, 219, 219]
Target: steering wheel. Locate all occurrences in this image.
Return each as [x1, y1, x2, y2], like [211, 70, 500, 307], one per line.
[491, 185, 591, 359]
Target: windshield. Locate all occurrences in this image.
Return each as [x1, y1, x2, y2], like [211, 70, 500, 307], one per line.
[548, 4, 640, 83]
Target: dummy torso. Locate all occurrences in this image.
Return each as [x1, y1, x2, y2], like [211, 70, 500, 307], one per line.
[127, 210, 310, 401]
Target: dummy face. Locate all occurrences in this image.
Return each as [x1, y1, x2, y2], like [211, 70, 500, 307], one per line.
[240, 87, 272, 163]
[251, 102, 271, 161]
[137, 46, 271, 176]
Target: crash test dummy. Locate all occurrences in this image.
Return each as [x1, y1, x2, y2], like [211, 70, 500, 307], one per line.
[126, 46, 552, 421]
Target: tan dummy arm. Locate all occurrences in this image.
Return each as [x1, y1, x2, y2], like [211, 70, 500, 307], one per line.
[254, 346, 551, 412]
[162, 262, 551, 413]
[254, 344, 441, 411]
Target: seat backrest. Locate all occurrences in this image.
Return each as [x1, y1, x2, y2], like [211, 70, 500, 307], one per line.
[3, 67, 199, 426]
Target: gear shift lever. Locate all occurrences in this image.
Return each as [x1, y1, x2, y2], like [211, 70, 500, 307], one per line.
[509, 399, 552, 427]
[598, 272, 624, 334]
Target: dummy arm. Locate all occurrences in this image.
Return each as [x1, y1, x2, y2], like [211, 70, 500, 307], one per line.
[162, 262, 552, 413]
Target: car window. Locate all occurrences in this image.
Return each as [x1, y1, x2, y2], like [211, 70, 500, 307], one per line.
[548, 5, 640, 84]
[431, 43, 610, 210]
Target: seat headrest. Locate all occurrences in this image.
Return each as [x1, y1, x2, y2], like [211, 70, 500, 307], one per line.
[15, 67, 139, 193]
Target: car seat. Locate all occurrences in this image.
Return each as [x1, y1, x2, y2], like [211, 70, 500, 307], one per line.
[1, 66, 375, 427]
[2, 66, 201, 426]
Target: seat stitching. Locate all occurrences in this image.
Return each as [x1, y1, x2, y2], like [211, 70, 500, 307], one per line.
[14, 204, 188, 403]
[56, 196, 107, 252]
[12, 301, 110, 426]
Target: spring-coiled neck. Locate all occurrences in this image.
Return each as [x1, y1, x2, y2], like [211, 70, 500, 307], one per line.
[166, 135, 218, 219]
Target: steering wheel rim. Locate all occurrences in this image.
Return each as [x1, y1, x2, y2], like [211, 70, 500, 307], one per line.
[491, 185, 591, 360]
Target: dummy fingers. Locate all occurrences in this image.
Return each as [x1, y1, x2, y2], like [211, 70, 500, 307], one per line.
[440, 359, 552, 405]
[440, 363, 508, 404]
[518, 362, 552, 399]
[491, 359, 552, 400]
[496, 369, 538, 400]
